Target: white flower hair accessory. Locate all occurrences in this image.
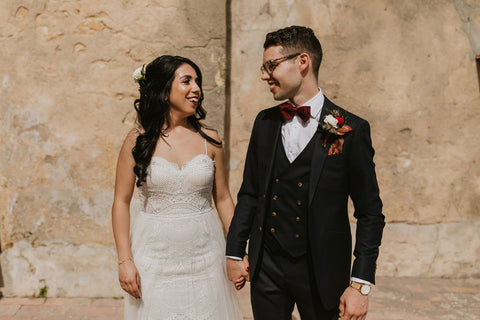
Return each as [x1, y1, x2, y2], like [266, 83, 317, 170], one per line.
[132, 65, 146, 86]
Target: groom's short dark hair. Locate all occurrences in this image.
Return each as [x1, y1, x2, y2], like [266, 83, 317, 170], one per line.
[264, 25, 323, 77]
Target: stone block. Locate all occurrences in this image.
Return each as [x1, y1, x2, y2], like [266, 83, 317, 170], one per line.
[374, 221, 480, 277]
[1, 241, 122, 297]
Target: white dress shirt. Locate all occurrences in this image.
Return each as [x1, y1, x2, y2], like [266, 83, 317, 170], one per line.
[282, 88, 324, 162]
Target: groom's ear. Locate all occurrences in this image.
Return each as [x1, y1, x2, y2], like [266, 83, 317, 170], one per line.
[298, 53, 310, 73]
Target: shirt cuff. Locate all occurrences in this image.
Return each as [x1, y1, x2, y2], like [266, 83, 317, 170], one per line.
[350, 277, 372, 285]
[226, 255, 242, 261]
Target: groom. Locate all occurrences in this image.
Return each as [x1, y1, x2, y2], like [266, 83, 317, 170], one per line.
[226, 26, 385, 319]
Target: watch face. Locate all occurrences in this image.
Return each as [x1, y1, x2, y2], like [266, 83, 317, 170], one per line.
[361, 285, 371, 295]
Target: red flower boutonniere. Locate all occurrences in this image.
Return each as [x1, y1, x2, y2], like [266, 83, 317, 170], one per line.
[319, 109, 353, 147]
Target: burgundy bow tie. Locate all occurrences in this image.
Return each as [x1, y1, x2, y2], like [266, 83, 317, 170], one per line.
[279, 103, 311, 122]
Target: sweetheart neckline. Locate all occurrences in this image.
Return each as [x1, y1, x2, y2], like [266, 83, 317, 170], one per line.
[151, 154, 214, 171]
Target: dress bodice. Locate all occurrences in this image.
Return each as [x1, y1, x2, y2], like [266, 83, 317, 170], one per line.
[138, 154, 215, 216]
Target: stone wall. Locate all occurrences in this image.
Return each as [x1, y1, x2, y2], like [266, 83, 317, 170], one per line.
[0, 0, 479, 297]
[0, 0, 226, 297]
[229, 0, 480, 278]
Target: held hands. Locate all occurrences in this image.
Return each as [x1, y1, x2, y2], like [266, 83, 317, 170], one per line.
[338, 286, 368, 320]
[227, 255, 249, 290]
[119, 260, 142, 299]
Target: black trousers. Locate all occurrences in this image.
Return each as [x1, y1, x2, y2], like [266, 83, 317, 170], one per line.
[251, 244, 339, 320]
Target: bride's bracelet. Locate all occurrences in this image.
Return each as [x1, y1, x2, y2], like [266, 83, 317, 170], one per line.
[118, 257, 133, 265]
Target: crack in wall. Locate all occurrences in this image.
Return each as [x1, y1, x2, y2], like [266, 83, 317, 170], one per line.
[224, 0, 232, 179]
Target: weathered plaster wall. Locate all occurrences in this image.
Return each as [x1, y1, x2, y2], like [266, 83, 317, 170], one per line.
[229, 0, 480, 278]
[1, 0, 479, 298]
[0, 0, 226, 297]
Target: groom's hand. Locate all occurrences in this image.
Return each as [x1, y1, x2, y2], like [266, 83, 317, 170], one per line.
[227, 257, 249, 290]
[338, 286, 368, 320]
[242, 254, 250, 282]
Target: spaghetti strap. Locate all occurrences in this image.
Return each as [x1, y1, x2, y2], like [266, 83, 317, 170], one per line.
[202, 127, 208, 155]
[135, 127, 142, 134]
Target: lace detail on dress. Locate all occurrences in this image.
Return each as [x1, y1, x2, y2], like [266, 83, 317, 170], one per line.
[138, 154, 214, 216]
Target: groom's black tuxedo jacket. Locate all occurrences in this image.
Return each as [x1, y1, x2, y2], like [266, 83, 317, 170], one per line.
[226, 96, 385, 309]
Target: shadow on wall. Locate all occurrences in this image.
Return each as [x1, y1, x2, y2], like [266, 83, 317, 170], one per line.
[0, 238, 3, 292]
[476, 55, 480, 92]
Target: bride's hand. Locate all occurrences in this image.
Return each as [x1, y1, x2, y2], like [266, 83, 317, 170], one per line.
[119, 260, 142, 299]
[234, 277, 246, 290]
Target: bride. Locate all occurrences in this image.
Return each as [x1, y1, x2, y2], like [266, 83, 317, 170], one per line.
[112, 55, 246, 319]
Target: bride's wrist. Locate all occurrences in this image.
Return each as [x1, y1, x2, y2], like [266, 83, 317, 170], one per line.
[118, 257, 133, 265]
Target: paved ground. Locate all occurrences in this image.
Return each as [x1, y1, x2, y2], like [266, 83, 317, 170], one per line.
[0, 277, 479, 320]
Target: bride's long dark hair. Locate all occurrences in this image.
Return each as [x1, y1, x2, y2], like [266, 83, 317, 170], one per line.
[132, 55, 221, 187]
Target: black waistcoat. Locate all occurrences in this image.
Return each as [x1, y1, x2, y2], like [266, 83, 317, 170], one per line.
[264, 133, 316, 259]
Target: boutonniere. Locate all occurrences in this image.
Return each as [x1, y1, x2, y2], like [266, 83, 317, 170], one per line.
[319, 109, 353, 147]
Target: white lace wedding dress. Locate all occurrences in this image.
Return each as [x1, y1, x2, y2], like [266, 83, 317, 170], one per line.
[124, 141, 243, 320]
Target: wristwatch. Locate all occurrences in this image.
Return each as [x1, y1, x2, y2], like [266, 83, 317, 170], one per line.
[350, 281, 371, 296]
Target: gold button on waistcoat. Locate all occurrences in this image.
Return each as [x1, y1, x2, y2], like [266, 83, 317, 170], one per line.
[296, 216, 301, 222]
[270, 228, 275, 233]
[273, 195, 278, 200]
[297, 200, 302, 206]
[272, 212, 277, 217]
[295, 234, 300, 238]
[275, 178, 280, 183]
[298, 182, 303, 187]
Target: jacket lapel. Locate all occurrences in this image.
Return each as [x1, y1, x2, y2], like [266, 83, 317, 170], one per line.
[262, 112, 282, 194]
[308, 99, 330, 208]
